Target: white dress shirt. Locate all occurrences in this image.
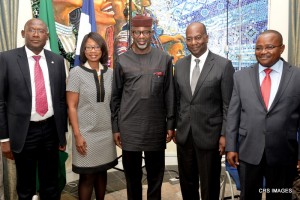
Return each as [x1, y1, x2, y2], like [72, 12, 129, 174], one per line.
[25, 46, 54, 121]
[258, 59, 283, 110]
[190, 49, 209, 85]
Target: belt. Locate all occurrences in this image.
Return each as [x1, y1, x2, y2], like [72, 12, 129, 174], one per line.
[30, 116, 54, 125]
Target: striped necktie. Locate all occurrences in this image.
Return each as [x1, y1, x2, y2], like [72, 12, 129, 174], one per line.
[33, 55, 48, 116]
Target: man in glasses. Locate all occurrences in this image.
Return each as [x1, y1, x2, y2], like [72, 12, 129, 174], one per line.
[111, 15, 175, 200]
[0, 18, 67, 200]
[226, 30, 300, 200]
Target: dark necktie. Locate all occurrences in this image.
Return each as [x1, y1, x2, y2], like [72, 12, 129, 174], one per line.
[191, 58, 200, 94]
[33, 55, 48, 116]
[261, 68, 272, 108]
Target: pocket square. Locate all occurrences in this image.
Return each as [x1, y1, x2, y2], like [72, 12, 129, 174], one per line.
[154, 71, 164, 76]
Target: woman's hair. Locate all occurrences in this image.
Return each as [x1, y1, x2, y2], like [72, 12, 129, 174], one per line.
[79, 32, 109, 66]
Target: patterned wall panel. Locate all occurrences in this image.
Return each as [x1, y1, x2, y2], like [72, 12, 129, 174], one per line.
[148, 0, 268, 70]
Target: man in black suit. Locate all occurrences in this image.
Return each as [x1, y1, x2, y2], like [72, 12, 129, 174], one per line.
[0, 18, 67, 200]
[174, 22, 234, 200]
[226, 30, 300, 200]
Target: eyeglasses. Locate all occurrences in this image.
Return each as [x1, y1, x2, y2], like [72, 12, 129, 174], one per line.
[85, 46, 101, 51]
[27, 28, 47, 34]
[132, 30, 152, 37]
[255, 45, 282, 52]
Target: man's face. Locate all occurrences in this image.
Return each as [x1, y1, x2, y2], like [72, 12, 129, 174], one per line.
[131, 26, 152, 51]
[186, 23, 208, 58]
[255, 33, 285, 67]
[21, 19, 49, 55]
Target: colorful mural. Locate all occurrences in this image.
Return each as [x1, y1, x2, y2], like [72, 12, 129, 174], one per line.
[32, 0, 268, 69]
[147, 0, 268, 70]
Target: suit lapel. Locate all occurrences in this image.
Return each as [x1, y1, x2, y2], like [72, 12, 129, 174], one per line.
[268, 62, 292, 112]
[192, 52, 213, 97]
[183, 55, 193, 99]
[249, 64, 266, 110]
[17, 47, 32, 96]
[44, 50, 56, 100]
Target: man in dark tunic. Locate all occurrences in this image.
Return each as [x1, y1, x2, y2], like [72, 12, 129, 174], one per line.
[111, 15, 175, 200]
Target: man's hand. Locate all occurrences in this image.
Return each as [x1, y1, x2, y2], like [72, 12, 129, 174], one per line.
[297, 160, 300, 172]
[1, 141, 14, 160]
[113, 132, 122, 149]
[219, 135, 225, 155]
[166, 130, 174, 143]
[58, 145, 66, 151]
[227, 151, 239, 168]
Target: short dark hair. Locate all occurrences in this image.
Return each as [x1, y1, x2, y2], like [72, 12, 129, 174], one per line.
[79, 32, 108, 66]
[259, 30, 283, 44]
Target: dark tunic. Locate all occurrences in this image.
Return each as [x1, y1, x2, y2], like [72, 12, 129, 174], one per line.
[111, 48, 175, 151]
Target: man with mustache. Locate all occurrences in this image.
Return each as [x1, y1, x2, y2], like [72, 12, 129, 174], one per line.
[111, 15, 175, 200]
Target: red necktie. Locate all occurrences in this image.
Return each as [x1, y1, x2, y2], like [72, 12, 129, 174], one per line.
[33, 56, 48, 116]
[261, 68, 272, 108]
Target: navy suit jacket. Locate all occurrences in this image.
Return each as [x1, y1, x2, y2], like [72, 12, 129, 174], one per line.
[0, 47, 67, 153]
[226, 60, 300, 166]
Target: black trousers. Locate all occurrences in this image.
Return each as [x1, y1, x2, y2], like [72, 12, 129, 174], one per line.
[238, 153, 297, 200]
[122, 150, 165, 200]
[177, 133, 221, 200]
[13, 117, 60, 200]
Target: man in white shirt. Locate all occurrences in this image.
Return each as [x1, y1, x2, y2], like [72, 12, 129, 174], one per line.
[0, 18, 67, 200]
[173, 22, 234, 200]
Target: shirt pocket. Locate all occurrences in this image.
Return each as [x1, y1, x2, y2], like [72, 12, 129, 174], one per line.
[151, 73, 164, 96]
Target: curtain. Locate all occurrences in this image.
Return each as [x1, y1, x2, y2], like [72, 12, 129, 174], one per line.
[288, 0, 300, 67]
[0, 0, 18, 51]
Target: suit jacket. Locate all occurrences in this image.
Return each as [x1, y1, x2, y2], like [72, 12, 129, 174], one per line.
[0, 47, 67, 153]
[226, 60, 300, 166]
[174, 51, 234, 149]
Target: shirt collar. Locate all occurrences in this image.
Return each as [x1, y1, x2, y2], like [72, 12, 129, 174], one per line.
[25, 46, 46, 59]
[83, 62, 104, 71]
[258, 59, 283, 73]
[191, 49, 209, 63]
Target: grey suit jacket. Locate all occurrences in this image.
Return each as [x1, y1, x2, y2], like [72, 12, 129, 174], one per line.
[0, 47, 67, 153]
[226, 60, 300, 166]
[174, 51, 234, 149]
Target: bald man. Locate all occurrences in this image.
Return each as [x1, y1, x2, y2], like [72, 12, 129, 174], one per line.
[0, 18, 67, 200]
[174, 22, 234, 200]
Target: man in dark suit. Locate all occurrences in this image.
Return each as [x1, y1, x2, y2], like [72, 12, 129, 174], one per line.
[226, 30, 300, 200]
[0, 18, 67, 200]
[174, 22, 234, 200]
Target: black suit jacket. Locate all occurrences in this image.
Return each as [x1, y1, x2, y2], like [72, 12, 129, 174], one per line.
[226, 60, 300, 166]
[174, 51, 234, 149]
[0, 47, 67, 153]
